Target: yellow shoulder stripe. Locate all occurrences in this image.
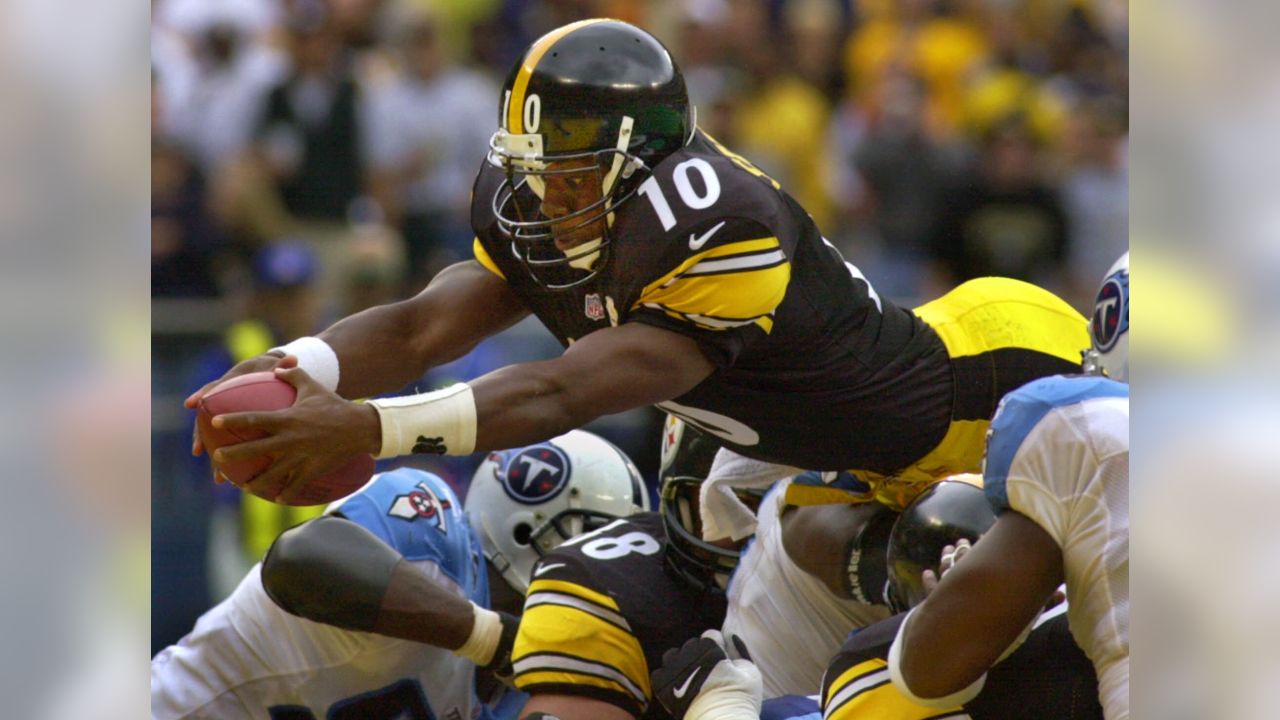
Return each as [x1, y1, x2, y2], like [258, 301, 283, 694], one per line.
[636, 237, 789, 334]
[824, 657, 962, 720]
[513, 602, 650, 703]
[472, 238, 506, 280]
[825, 658, 884, 705]
[640, 237, 781, 298]
[640, 262, 788, 327]
[516, 670, 638, 706]
[527, 578, 620, 611]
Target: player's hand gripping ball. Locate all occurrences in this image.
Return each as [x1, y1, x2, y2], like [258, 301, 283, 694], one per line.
[196, 371, 374, 506]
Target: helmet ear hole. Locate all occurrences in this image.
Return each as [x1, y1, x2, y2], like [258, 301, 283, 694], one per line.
[513, 523, 533, 545]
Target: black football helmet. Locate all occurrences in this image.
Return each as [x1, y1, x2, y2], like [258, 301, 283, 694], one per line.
[658, 415, 761, 594]
[487, 19, 693, 289]
[885, 475, 997, 613]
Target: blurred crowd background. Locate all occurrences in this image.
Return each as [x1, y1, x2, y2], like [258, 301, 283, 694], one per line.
[151, 0, 1128, 654]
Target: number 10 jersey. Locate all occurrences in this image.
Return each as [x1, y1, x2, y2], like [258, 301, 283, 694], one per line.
[472, 129, 952, 474]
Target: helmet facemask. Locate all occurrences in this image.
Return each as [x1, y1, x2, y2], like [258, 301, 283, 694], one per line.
[488, 115, 649, 290]
[660, 476, 758, 594]
[527, 507, 623, 559]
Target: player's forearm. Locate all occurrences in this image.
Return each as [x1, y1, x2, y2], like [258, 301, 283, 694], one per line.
[893, 602, 996, 700]
[371, 561, 477, 650]
[470, 323, 714, 451]
[317, 261, 528, 399]
[262, 516, 477, 648]
[892, 514, 1062, 700]
[470, 361, 600, 452]
[368, 321, 711, 458]
[319, 300, 442, 398]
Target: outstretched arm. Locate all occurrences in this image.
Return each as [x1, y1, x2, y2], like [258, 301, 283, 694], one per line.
[320, 260, 529, 399]
[214, 319, 715, 502]
[186, 260, 527, 419]
[470, 320, 714, 451]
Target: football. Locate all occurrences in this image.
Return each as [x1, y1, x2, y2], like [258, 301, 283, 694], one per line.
[197, 371, 375, 506]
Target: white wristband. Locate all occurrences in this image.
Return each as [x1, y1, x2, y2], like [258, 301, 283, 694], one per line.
[270, 337, 340, 392]
[455, 602, 502, 666]
[368, 384, 477, 459]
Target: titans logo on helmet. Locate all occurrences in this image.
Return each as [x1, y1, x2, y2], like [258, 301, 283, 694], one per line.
[500, 444, 572, 504]
[387, 481, 453, 533]
[1092, 266, 1128, 352]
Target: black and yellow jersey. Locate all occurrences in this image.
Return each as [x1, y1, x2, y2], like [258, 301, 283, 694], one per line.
[473, 129, 953, 473]
[510, 513, 727, 719]
[821, 607, 1103, 720]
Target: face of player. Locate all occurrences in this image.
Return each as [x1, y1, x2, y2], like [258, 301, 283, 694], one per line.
[539, 157, 609, 252]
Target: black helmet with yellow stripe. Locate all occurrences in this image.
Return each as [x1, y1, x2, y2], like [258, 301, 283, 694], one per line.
[487, 19, 692, 289]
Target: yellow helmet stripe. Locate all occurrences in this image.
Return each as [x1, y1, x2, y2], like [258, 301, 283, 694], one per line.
[507, 18, 610, 133]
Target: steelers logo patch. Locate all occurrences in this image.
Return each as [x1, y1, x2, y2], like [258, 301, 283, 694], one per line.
[1092, 270, 1128, 352]
[500, 443, 571, 504]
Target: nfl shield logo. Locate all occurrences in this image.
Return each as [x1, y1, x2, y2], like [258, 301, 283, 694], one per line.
[584, 293, 605, 321]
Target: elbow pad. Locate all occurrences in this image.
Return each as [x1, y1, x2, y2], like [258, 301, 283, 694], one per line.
[261, 515, 401, 632]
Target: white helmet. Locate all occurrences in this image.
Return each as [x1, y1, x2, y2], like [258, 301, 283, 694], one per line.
[465, 430, 650, 594]
[1083, 251, 1129, 383]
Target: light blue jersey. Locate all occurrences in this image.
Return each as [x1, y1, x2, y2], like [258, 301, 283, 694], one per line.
[153, 468, 526, 720]
[332, 468, 490, 608]
[980, 374, 1130, 718]
[983, 375, 1128, 513]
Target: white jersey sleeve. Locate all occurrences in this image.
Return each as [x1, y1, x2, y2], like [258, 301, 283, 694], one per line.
[722, 480, 890, 697]
[983, 375, 1129, 720]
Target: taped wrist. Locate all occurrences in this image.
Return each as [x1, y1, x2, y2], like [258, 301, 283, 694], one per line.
[368, 384, 476, 459]
[843, 502, 897, 605]
[455, 604, 516, 668]
[270, 336, 340, 392]
[483, 610, 520, 680]
[261, 516, 401, 632]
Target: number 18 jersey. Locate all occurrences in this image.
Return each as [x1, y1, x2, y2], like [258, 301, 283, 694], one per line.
[511, 513, 727, 719]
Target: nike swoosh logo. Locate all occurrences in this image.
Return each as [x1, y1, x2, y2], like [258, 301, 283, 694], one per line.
[533, 563, 565, 577]
[689, 221, 726, 250]
[672, 667, 701, 699]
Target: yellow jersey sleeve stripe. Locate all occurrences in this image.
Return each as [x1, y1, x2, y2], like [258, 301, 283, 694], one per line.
[640, 237, 782, 297]
[527, 578, 621, 612]
[825, 659, 884, 706]
[525, 590, 631, 632]
[472, 238, 506, 280]
[823, 658, 965, 720]
[514, 653, 647, 706]
[637, 260, 790, 333]
[507, 19, 607, 132]
[638, 303, 776, 333]
[512, 602, 651, 703]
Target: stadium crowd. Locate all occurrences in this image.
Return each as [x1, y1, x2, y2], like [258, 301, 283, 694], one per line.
[151, 1, 1129, 715]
